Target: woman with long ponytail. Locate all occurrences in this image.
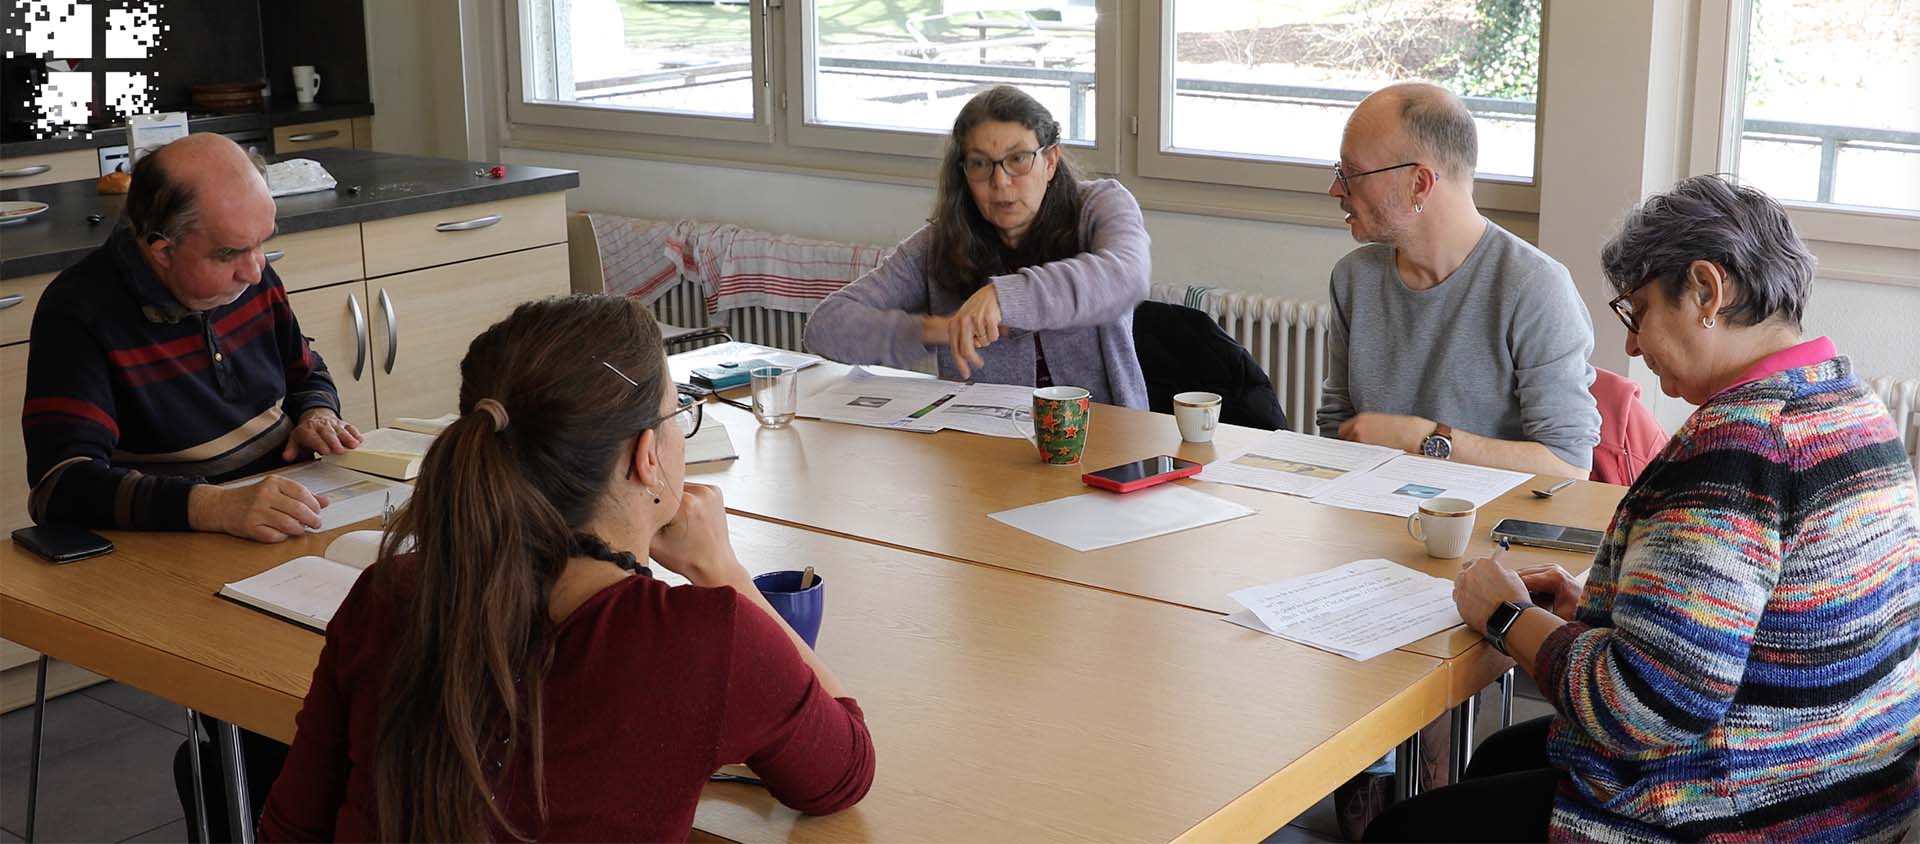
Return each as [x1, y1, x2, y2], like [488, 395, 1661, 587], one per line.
[258, 295, 875, 841]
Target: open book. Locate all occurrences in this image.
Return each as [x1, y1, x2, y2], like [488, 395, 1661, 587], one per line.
[217, 530, 387, 631]
[320, 413, 458, 480]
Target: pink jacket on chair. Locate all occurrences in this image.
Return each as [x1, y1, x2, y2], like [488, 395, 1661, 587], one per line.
[1589, 368, 1670, 486]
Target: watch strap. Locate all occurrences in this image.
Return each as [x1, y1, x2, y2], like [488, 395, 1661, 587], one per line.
[1485, 600, 1536, 656]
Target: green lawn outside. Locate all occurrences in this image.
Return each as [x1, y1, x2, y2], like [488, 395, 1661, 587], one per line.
[617, 0, 947, 51]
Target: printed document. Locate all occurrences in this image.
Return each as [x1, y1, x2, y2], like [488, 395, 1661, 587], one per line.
[1307, 454, 1531, 517]
[1225, 559, 1463, 661]
[798, 367, 1034, 439]
[1202, 430, 1403, 497]
[988, 484, 1254, 552]
[667, 341, 822, 385]
[223, 462, 412, 532]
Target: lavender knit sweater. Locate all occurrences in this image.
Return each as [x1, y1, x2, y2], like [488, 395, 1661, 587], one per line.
[804, 179, 1151, 408]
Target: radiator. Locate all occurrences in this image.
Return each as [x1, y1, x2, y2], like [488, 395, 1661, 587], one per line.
[651, 280, 813, 353]
[1149, 284, 1332, 434]
[1868, 376, 1920, 472]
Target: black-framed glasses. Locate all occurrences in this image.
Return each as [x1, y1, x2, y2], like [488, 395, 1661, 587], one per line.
[961, 145, 1052, 182]
[603, 360, 704, 478]
[1608, 278, 1657, 334]
[1332, 161, 1419, 195]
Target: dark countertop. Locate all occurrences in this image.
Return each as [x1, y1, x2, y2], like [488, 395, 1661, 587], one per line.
[0, 148, 578, 279]
[0, 101, 375, 158]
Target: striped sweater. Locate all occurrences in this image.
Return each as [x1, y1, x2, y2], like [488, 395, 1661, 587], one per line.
[1534, 348, 1920, 842]
[22, 223, 339, 530]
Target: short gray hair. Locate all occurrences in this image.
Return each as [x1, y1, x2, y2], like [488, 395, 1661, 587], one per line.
[1601, 174, 1816, 329]
[1397, 85, 1478, 181]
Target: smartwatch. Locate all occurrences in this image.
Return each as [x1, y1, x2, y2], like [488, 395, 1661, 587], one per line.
[1484, 600, 1535, 656]
[1420, 423, 1454, 460]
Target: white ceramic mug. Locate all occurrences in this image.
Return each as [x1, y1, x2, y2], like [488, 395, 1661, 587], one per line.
[1405, 496, 1476, 559]
[1173, 391, 1222, 443]
[292, 66, 322, 104]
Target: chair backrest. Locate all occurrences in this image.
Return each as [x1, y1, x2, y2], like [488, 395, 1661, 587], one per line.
[1131, 301, 1289, 431]
[1589, 367, 1670, 486]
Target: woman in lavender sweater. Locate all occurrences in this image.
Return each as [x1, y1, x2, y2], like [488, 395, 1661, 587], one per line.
[804, 86, 1152, 408]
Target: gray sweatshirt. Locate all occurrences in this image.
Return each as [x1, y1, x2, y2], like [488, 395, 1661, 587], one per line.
[804, 179, 1151, 408]
[1315, 220, 1601, 469]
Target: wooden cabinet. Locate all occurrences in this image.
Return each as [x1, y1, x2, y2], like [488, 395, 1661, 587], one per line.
[267, 225, 365, 293]
[360, 192, 567, 278]
[273, 119, 355, 154]
[1, 343, 29, 534]
[0, 149, 99, 189]
[287, 284, 379, 430]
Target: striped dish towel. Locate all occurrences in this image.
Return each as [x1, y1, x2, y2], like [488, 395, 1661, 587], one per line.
[666, 221, 884, 316]
[583, 213, 681, 305]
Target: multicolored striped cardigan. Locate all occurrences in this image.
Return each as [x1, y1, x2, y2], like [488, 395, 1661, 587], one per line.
[1534, 353, 1920, 842]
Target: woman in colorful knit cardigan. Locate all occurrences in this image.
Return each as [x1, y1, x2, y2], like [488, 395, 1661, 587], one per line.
[1370, 175, 1920, 842]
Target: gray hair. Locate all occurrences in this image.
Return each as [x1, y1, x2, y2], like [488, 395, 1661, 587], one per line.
[1601, 174, 1816, 329]
[1395, 84, 1478, 182]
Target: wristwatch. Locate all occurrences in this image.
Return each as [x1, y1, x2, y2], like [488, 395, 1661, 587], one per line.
[1420, 423, 1454, 460]
[1484, 600, 1536, 656]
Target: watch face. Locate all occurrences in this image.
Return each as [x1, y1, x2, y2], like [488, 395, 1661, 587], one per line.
[1422, 435, 1452, 459]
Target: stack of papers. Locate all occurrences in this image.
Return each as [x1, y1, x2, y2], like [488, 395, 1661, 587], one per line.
[1202, 430, 1532, 517]
[1225, 559, 1464, 661]
[667, 342, 822, 386]
[988, 484, 1255, 551]
[798, 367, 1035, 440]
[222, 462, 412, 532]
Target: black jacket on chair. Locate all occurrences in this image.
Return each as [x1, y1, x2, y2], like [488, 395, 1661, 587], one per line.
[1131, 301, 1290, 431]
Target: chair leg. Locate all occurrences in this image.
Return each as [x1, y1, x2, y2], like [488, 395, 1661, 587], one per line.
[25, 654, 49, 843]
[1498, 667, 1515, 729]
[186, 709, 211, 844]
[1449, 693, 1478, 784]
[1392, 729, 1422, 801]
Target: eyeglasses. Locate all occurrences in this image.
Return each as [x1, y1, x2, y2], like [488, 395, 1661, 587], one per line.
[603, 360, 704, 478]
[1332, 161, 1419, 195]
[1608, 279, 1656, 334]
[961, 145, 1052, 182]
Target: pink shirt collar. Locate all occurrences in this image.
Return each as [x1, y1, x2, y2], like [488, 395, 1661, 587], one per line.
[1728, 336, 1836, 390]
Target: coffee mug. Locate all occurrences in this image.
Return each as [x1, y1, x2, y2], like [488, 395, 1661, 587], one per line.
[1173, 391, 1222, 443]
[292, 66, 322, 104]
[753, 570, 825, 648]
[1032, 386, 1091, 465]
[1405, 496, 1476, 559]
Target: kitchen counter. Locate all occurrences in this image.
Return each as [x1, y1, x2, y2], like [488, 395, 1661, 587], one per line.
[0, 101, 375, 158]
[0, 148, 578, 279]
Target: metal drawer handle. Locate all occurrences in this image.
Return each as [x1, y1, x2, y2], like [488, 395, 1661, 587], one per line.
[0, 294, 23, 310]
[1, 164, 52, 178]
[434, 214, 502, 233]
[348, 292, 367, 381]
[264, 250, 286, 264]
[379, 288, 397, 375]
[286, 130, 341, 143]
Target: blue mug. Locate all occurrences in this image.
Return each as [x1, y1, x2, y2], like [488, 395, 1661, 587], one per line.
[753, 570, 825, 648]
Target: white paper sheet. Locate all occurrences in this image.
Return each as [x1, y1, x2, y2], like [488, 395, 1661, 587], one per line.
[911, 381, 1035, 439]
[988, 484, 1255, 552]
[667, 341, 822, 385]
[798, 367, 962, 430]
[1201, 430, 1404, 497]
[1307, 454, 1532, 517]
[1225, 559, 1464, 661]
[223, 463, 413, 532]
[221, 555, 362, 629]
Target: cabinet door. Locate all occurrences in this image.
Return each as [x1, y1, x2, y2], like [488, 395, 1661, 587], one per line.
[2, 343, 32, 532]
[287, 283, 378, 431]
[368, 244, 568, 423]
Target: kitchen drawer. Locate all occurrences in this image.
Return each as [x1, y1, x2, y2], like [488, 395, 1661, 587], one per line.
[267, 224, 364, 292]
[274, 119, 355, 153]
[0, 271, 59, 346]
[0, 149, 98, 189]
[360, 192, 566, 278]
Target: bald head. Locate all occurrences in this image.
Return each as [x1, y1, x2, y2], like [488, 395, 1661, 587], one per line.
[126, 133, 279, 311]
[1348, 82, 1478, 183]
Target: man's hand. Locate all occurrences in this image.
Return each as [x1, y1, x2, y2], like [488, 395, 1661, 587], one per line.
[282, 408, 363, 461]
[1338, 412, 1434, 453]
[188, 477, 329, 543]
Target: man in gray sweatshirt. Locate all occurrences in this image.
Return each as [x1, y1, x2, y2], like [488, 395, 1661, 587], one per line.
[1316, 82, 1599, 479]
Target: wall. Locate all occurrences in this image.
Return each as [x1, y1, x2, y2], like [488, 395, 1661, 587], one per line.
[364, 1, 438, 157]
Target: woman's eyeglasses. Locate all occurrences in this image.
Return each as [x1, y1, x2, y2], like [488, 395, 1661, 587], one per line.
[1608, 279, 1657, 334]
[603, 360, 704, 479]
[961, 145, 1052, 182]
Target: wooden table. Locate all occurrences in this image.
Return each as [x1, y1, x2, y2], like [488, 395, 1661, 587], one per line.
[1, 518, 1447, 843]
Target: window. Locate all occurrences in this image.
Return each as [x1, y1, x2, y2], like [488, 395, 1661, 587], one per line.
[798, 0, 1100, 142]
[1154, 0, 1541, 180]
[1729, 0, 1919, 213]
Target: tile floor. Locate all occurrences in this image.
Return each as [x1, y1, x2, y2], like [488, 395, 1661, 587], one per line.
[0, 678, 1557, 843]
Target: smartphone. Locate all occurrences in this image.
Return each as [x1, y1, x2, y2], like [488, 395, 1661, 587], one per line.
[1490, 518, 1605, 554]
[11, 525, 115, 564]
[690, 358, 772, 390]
[1081, 455, 1203, 493]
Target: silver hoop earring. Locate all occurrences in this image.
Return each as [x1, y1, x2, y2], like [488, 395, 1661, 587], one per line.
[1413, 203, 1423, 214]
[1700, 316, 1716, 329]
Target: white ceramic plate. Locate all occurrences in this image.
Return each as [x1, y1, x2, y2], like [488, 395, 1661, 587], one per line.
[0, 200, 51, 223]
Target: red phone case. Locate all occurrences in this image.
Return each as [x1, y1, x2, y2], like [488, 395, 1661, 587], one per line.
[1081, 458, 1203, 493]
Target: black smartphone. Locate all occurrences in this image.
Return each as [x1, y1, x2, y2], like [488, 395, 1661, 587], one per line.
[1490, 518, 1604, 554]
[11, 525, 115, 564]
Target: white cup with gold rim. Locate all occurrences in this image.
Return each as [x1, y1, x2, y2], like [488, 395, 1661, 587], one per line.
[1172, 391, 1222, 443]
[1405, 496, 1476, 559]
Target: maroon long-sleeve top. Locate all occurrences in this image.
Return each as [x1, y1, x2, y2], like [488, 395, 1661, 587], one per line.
[260, 562, 875, 841]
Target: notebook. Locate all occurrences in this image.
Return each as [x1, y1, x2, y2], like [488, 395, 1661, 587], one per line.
[218, 530, 387, 632]
[686, 415, 737, 466]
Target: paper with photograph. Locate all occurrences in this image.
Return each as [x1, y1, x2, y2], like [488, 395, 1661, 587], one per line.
[1307, 454, 1532, 517]
[1201, 430, 1404, 497]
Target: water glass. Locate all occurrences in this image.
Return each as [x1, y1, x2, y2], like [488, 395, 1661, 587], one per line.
[751, 365, 797, 428]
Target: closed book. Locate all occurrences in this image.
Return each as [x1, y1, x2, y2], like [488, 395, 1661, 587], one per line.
[322, 427, 437, 480]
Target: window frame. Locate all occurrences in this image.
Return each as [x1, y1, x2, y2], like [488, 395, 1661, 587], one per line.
[1688, 0, 1920, 260]
[503, 0, 775, 144]
[1134, 0, 1544, 214]
[781, 0, 1120, 173]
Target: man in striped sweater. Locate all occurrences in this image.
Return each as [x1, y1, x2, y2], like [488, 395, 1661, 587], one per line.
[23, 133, 363, 542]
